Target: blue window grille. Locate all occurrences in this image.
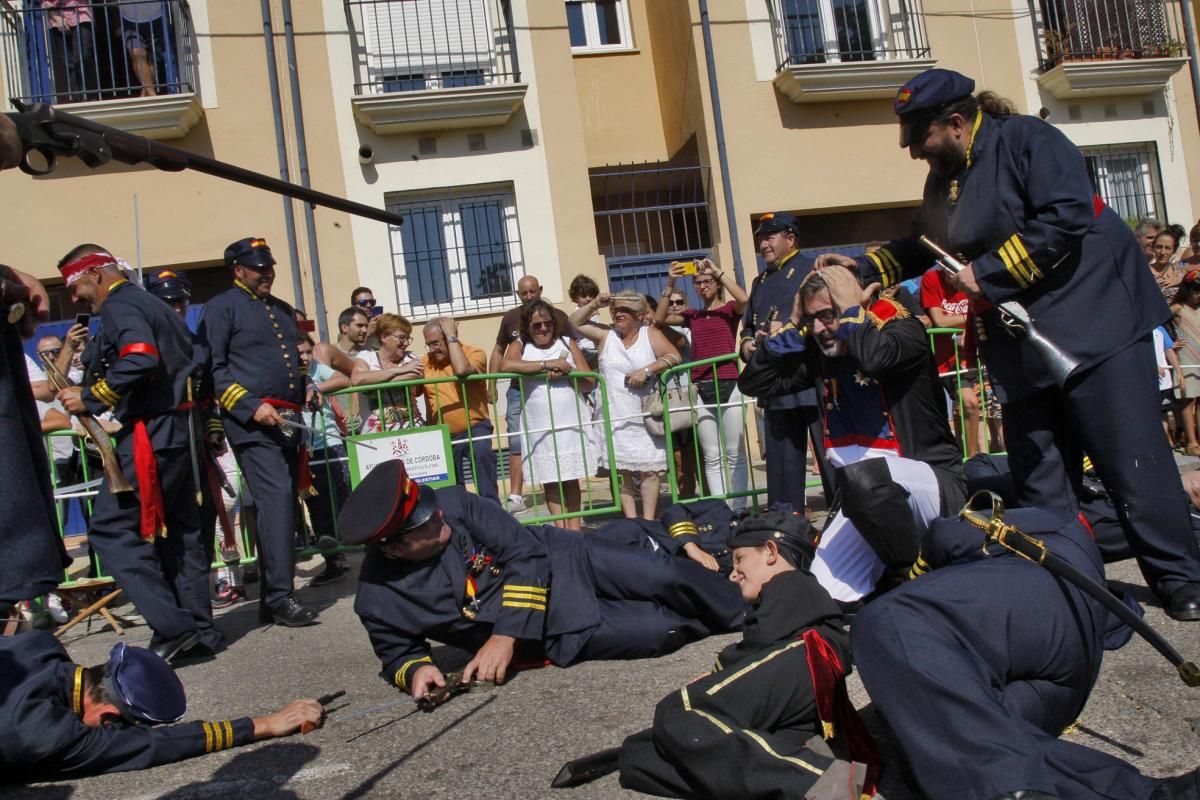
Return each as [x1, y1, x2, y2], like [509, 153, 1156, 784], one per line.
[386, 185, 525, 318]
[591, 162, 713, 305]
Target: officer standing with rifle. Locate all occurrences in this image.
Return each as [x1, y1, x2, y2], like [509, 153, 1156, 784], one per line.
[816, 68, 1200, 621]
[56, 245, 220, 662]
[200, 237, 320, 628]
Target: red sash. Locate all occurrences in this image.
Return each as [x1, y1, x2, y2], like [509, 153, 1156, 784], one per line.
[803, 628, 882, 798]
[263, 398, 315, 496]
[133, 420, 166, 539]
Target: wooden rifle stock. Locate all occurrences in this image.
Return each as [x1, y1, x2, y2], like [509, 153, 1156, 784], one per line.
[40, 355, 133, 494]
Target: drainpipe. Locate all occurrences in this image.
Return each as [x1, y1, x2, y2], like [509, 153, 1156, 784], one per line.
[1180, 0, 1200, 137]
[260, 0, 305, 313]
[698, 0, 745, 287]
[282, 0, 330, 343]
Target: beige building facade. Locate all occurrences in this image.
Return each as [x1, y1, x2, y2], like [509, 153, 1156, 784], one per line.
[1, 0, 1198, 347]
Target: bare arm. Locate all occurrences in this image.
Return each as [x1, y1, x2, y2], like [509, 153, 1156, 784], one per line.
[706, 260, 748, 314]
[566, 338, 596, 393]
[626, 327, 682, 390]
[926, 307, 967, 329]
[568, 294, 611, 347]
[499, 339, 545, 374]
[41, 407, 72, 433]
[439, 318, 478, 378]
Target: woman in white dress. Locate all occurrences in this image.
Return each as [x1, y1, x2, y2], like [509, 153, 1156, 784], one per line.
[500, 300, 597, 530]
[571, 291, 681, 520]
[350, 313, 424, 431]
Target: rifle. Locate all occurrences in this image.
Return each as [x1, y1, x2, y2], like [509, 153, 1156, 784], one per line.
[918, 236, 1080, 387]
[5, 102, 404, 228]
[40, 354, 133, 494]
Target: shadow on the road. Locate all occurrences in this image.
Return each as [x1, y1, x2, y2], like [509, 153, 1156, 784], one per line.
[156, 742, 320, 800]
[1107, 580, 1157, 608]
[340, 695, 497, 800]
[1074, 724, 1145, 758]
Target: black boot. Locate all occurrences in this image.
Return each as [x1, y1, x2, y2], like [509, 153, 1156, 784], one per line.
[259, 596, 318, 627]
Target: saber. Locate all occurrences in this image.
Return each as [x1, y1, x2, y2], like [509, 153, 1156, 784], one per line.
[275, 416, 379, 450]
[53, 476, 105, 498]
[918, 236, 1080, 386]
[301, 689, 348, 734]
[185, 378, 203, 506]
[961, 491, 1200, 687]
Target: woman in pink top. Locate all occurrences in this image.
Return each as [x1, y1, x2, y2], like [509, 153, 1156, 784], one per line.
[656, 259, 750, 510]
[40, 1, 96, 102]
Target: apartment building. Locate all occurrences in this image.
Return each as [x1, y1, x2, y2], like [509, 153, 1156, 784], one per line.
[1, 0, 1198, 348]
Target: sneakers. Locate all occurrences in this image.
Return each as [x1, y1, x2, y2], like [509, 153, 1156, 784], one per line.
[45, 593, 69, 625]
[506, 494, 527, 513]
[212, 579, 246, 609]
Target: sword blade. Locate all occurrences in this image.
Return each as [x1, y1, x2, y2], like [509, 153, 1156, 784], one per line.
[276, 416, 379, 450]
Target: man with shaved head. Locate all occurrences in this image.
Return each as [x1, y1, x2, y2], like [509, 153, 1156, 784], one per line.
[491, 275, 573, 513]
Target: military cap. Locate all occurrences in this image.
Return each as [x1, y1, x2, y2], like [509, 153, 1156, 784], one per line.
[223, 237, 276, 270]
[336, 459, 438, 546]
[729, 510, 818, 567]
[753, 211, 800, 238]
[894, 68, 976, 148]
[144, 269, 192, 302]
[104, 641, 187, 725]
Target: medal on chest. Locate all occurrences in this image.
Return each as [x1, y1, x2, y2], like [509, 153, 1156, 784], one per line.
[461, 547, 501, 620]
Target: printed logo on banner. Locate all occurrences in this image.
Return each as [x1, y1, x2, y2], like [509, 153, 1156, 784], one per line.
[346, 425, 456, 488]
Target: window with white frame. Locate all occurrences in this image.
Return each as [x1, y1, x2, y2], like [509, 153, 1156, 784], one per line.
[777, 0, 883, 63]
[386, 184, 526, 318]
[1081, 143, 1167, 224]
[566, 0, 632, 52]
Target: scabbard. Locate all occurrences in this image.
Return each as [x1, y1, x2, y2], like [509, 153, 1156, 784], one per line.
[551, 747, 621, 789]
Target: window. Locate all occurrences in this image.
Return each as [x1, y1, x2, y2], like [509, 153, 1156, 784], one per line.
[566, 0, 632, 52]
[778, 0, 882, 63]
[1081, 143, 1167, 224]
[386, 185, 526, 317]
[351, 0, 520, 94]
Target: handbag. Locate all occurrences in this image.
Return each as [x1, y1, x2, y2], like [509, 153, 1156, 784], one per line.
[642, 375, 695, 436]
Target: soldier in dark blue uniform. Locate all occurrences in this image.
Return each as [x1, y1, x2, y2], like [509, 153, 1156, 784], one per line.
[0, 264, 68, 616]
[0, 630, 324, 780]
[338, 461, 744, 699]
[56, 246, 220, 662]
[816, 68, 1200, 620]
[852, 504, 1200, 800]
[199, 237, 319, 628]
[740, 212, 831, 508]
[614, 511, 880, 800]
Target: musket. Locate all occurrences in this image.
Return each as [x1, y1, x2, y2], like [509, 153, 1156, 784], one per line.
[5, 102, 404, 228]
[918, 236, 1080, 386]
[961, 491, 1200, 687]
[276, 415, 379, 450]
[41, 354, 133, 493]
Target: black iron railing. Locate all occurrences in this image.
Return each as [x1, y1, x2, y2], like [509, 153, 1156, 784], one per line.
[1037, 0, 1184, 70]
[345, 0, 519, 95]
[767, 0, 930, 70]
[1, 0, 198, 105]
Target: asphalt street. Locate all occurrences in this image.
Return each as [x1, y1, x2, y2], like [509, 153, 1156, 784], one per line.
[11, 505, 1200, 798]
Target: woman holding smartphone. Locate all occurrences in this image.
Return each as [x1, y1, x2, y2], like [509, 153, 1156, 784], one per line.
[655, 259, 749, 510]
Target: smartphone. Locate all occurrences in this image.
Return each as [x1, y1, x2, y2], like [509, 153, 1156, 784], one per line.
[371, 305, 384, 318]
[74, 313, 90, 329]
[677, 261, 698, 276]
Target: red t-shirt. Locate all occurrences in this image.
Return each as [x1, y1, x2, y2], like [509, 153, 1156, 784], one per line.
[919, 269, 973, 375]
[680, 300, 740, 383]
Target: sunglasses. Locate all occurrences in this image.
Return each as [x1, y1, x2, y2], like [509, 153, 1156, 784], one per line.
[531, 321, 555, 331]
[804, 309, 838, 326]
[355, 298, 377, 308]
[38, 347, 62, 358]
[668, 298, 687, 306]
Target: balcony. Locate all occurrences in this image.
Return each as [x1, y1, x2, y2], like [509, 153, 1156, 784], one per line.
[767, 0, 935, 103]
[0, 0, 202, 139]
[345, 0, 526, 135]
[1035, 0, 1189, 99]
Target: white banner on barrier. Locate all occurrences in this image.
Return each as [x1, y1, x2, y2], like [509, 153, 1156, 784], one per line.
[346, 425, 456, 488]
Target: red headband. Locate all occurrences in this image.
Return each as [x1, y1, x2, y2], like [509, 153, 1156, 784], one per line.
[59, 252, 118, 286]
